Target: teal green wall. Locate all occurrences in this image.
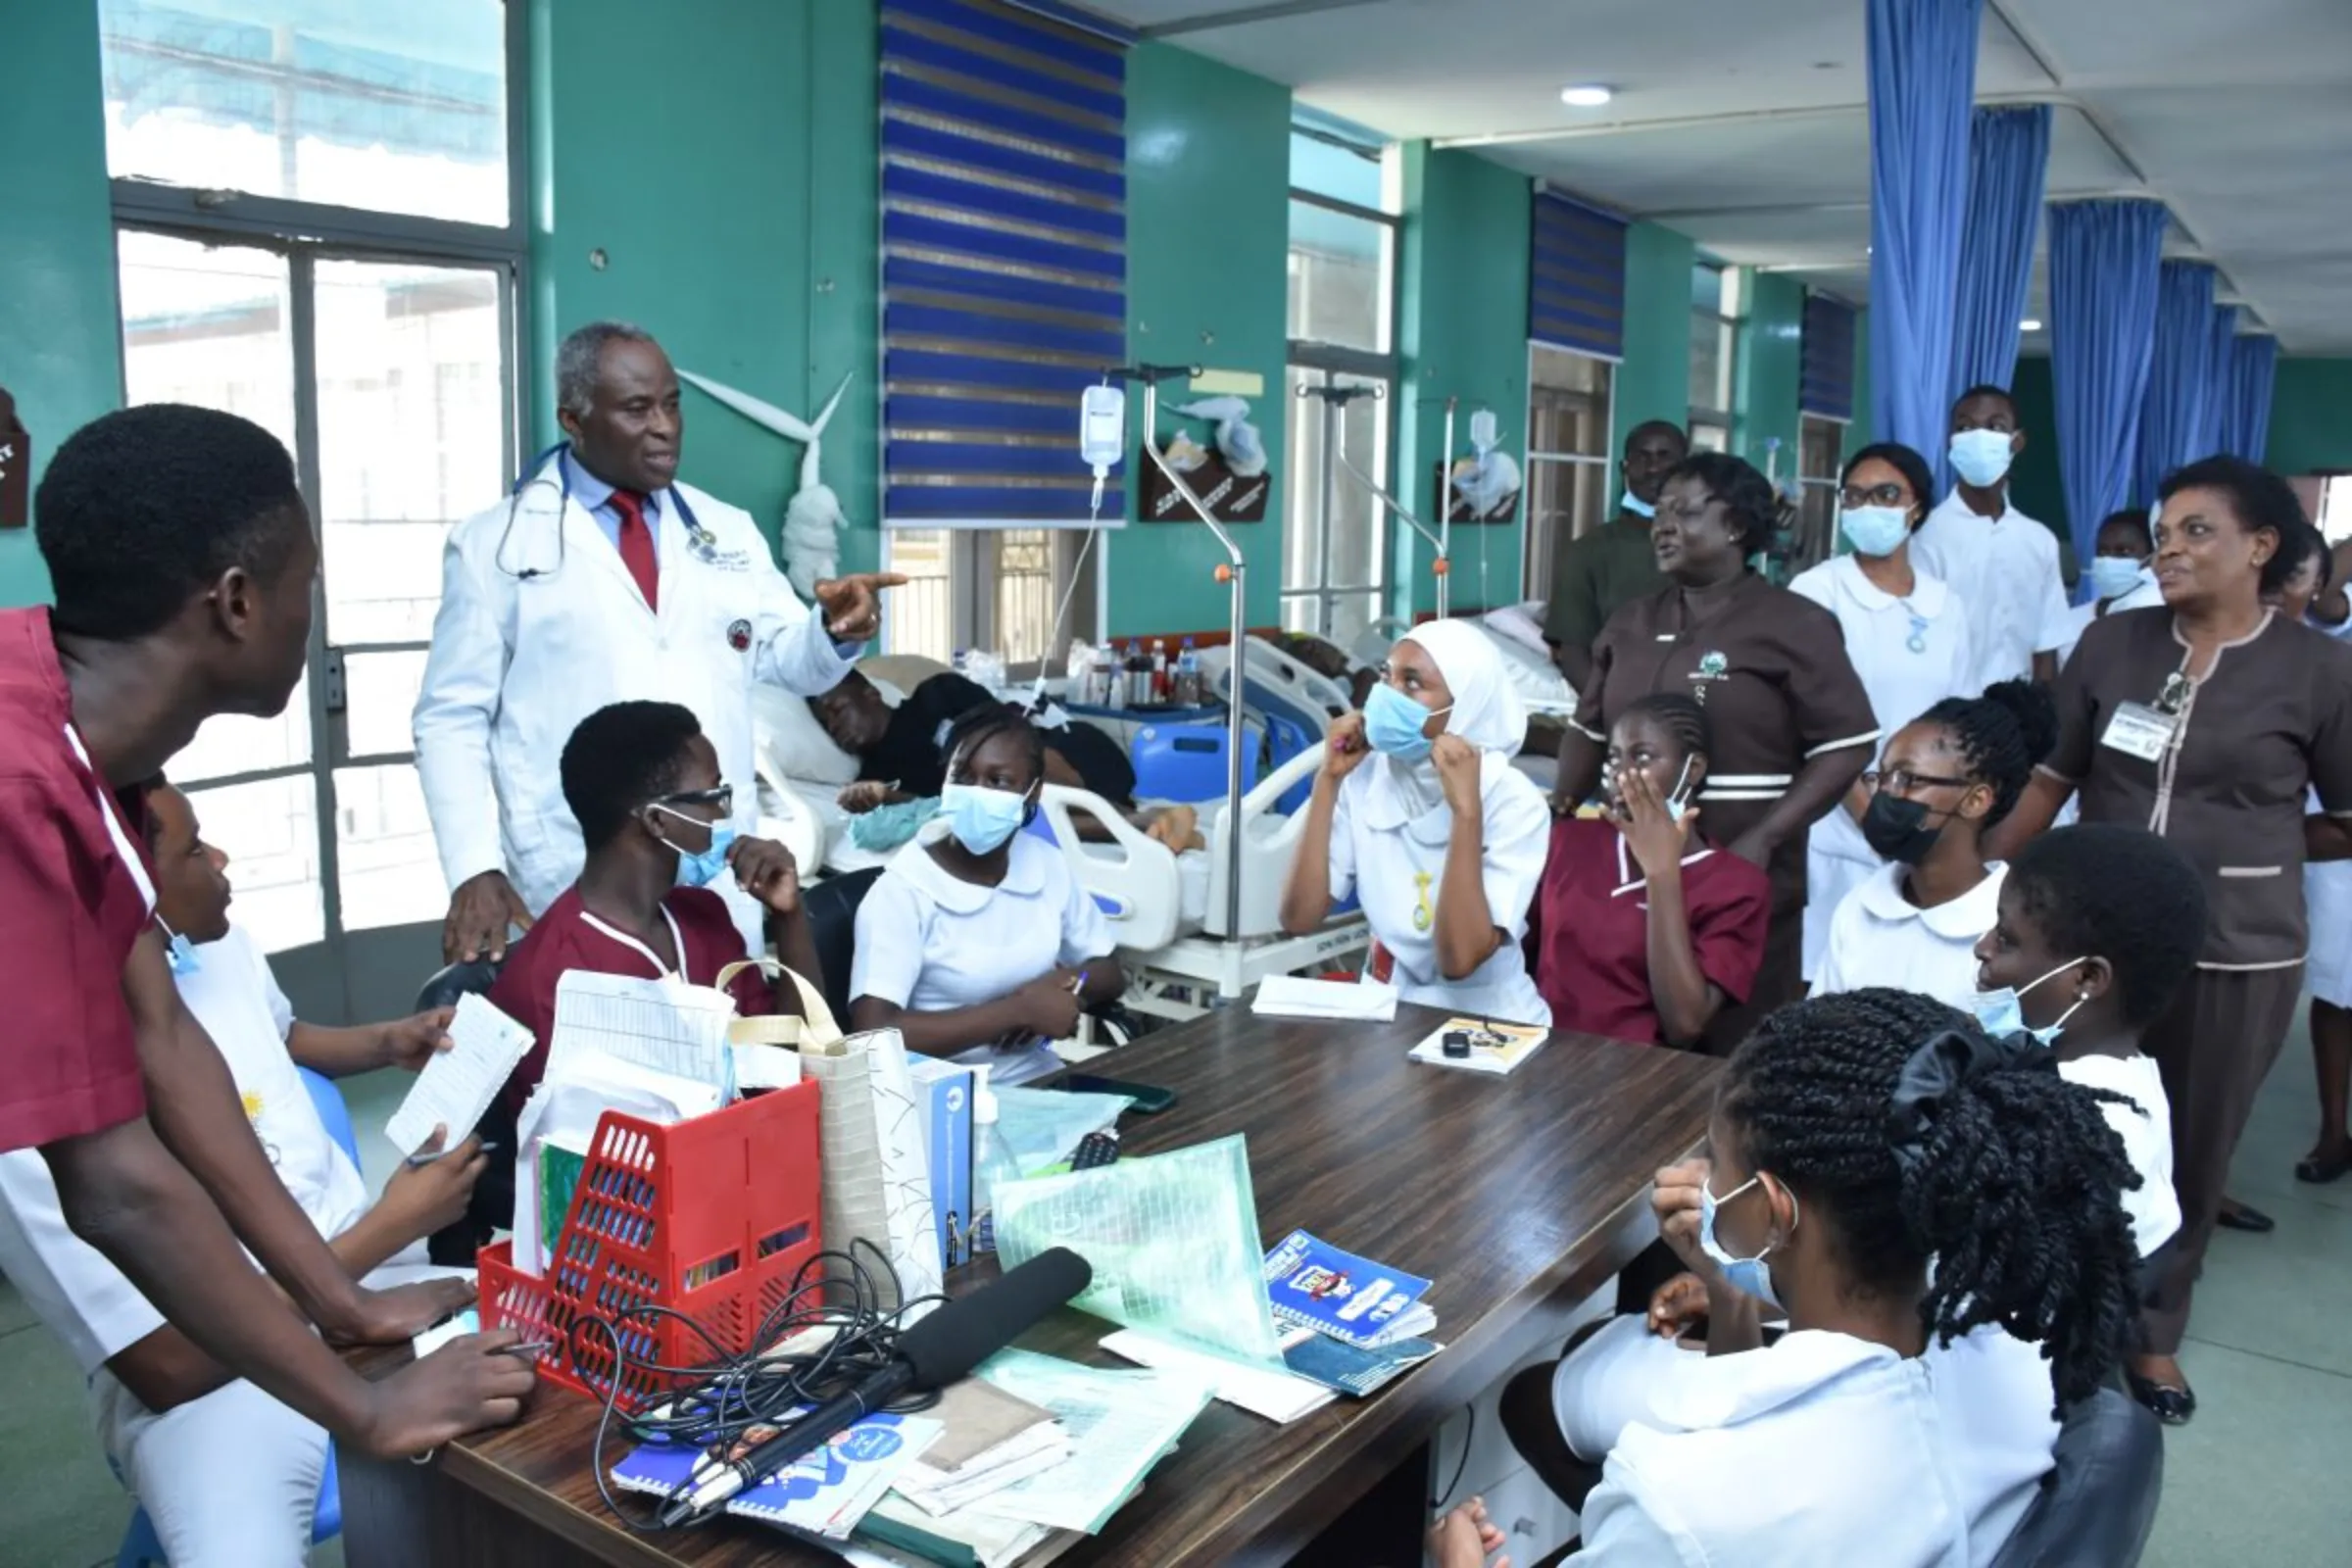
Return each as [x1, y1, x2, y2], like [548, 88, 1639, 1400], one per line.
[529, 0, 880, 574]
[1616, 222, 1695, 440]
[1395, 146, 1531, 612]
[1736, 271, 1803, 483]
[2267, 359, 2352, 478]
[1842, 312, 1876, 459]
[2007, 355, 2066, 531]
[1, 3, 122, 607]
[1107, 40, 1292, 636]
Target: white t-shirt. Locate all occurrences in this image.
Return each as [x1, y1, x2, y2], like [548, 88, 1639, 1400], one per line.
[1575, 1325, 2054, 1568]
[1328, 757, 1551, 1026]
[2052, 569, 2164, 670]
[0, 924, 370, 1379]
[1911, 494, 2072, 692]
[851, 828, 1115, 1084]
[2061, 1052, 2179, 1255]
[1812, 862, 2007, 1011]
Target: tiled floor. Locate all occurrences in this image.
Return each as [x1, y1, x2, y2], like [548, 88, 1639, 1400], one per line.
[3, 1040, 2348, 1566]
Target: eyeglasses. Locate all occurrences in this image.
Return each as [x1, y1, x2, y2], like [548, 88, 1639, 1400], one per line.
[1839, 482, 1912, 510]
[655, 784, 733, 816]
[1862, 768, 1972, 797]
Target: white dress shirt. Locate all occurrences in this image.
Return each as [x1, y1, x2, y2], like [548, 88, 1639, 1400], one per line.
[1911, 493, 2072, 691]
[1811, 861, 2007, 1010]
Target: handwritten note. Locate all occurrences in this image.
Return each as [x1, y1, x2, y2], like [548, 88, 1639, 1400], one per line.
[383, 993, 535, 1157]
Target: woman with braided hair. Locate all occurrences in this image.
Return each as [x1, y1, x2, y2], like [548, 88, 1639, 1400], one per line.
[1528, 694, 1769, 1047]
[1541, 988, 2139, 1566]
[1810, 679, 2056, 1009]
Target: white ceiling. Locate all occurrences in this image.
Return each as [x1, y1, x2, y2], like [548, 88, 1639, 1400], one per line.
[1086, 0, 2352, 352]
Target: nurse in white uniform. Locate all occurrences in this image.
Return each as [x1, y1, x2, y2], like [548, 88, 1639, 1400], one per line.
[1280, 618, 1550, 1026]
[2050, 507, 2164, 670]
[1552, 989, 2141, 1567]
[415, 321, 902, 961]
[850, 704, 1125, 1087]
[1789, 441, 1978, 981]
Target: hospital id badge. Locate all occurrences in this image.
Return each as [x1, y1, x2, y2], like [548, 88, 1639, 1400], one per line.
[2100, 702, 2176, 762]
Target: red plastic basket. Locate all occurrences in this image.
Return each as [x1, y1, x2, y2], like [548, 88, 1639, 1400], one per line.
[478, 1078, 822, 1412]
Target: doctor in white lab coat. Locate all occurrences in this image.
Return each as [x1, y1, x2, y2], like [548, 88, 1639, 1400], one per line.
[415, 322, 901, 958]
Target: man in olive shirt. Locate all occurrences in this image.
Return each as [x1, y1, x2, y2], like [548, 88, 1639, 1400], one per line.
[1544, 420, 1690, 691]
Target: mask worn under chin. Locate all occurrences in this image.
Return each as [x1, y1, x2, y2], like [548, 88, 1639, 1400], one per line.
[1949, 428, 2017, 489]
[1623, 492, 1657, 519]
[1860, 791, 1946, 865]
[2088, 555, 2148, 602]
[158, 918, 201, 977]
[1698, 1173, 1791, 1311]
[941, 781, 1030, 855]
[1362, 682, 1453, 762]
[652, 805, 737, 889]
[1840, 506, 1912, 559]
[1971, 956, 2088, 1046]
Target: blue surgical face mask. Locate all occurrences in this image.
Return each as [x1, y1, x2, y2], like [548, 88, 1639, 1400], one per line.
[2088, 556, 2147, 603]
[1949, 428, 2017, 489]
[651, 805, 736, 888]
[158, 918, 201, 977]
[1840, 505, 1911, 559]
[1362, 682, 1453, 762]
[1623, 492, 1657, 519]
[1698, 1171, 1794, 1310]
[941, 781, 1031, 856]
[1971, 956, 2086, 1046]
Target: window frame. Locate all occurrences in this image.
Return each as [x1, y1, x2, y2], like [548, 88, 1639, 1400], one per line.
[1689, 260, 1740, 440]
[1521, 341, 1619, 597]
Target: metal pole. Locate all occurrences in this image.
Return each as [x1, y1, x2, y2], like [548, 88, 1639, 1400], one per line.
[1437, 398, 1456, 619]
[1316, 387, 1339, 639]
[1136, 376, 1250, 939]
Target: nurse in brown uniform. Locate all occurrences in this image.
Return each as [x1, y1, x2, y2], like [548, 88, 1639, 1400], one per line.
[1989, 455, 2352, 1426]
[1553, 453, 1880, 1047]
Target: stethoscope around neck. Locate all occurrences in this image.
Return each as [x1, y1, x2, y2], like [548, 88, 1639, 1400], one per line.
[494, 442, 714, 581]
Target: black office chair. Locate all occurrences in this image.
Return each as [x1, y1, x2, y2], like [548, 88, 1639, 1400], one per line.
[1986, 1387, 2164, 1568]
[801, 866, 884, 1026]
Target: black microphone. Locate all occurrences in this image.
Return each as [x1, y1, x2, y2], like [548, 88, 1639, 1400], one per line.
[658, 1248, 1092, 1525]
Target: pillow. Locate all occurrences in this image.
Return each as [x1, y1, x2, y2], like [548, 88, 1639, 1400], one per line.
[751, 682, 861, 786]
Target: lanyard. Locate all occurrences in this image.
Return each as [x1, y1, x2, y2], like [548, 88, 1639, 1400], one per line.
[580, 906, 690, 981]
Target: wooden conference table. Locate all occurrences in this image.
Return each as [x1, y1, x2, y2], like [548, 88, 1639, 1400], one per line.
[340, 1004, 1721, 1568]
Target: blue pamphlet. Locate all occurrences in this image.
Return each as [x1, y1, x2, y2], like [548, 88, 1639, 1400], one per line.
[1262, 1229, 1431, 1349]
[1281, 1330, 1442, 1397]
[612, 1409, 941, 1540]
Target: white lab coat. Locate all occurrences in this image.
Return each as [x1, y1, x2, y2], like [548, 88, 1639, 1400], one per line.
[414, 452, 856, 951]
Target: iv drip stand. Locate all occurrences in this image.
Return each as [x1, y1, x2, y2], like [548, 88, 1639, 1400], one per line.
[1106, 362, 1249, 937]
[1300, 385, 1459, 621]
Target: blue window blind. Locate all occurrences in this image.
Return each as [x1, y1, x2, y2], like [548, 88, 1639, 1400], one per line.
[881, 0, 1128, 527]
[1801, 293, 1857, 420]
[1529, 192, 1627, 358]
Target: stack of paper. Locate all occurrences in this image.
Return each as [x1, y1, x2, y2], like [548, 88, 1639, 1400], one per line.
[858, 1494, 1058, 1568]
[891, 1377, 1068, 1517]
[1250, 974, 1398, 1021]
[611, 1410, 943, 1542]
[961, 1350, 1210, 1536]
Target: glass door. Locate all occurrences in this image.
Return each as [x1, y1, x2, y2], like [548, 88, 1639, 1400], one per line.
[119, 230, 514, 1022]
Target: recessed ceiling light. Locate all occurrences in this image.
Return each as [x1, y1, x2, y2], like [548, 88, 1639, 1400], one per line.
[1559, 85, 1614, 108]
[2020, 318, 2043, 331]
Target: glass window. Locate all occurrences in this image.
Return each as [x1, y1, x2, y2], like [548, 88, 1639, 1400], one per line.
[1794, 415, 1849, 570]
[1288, 200, 1394, 354]
[334, 764, 444, 932]
[1283, 368, 1389, 649]
[187, 774, 322, 952]
[884, 529, 954, 662]
[98, 0, 511, 226]
[1523, 346, 1615, 595]
[1289, 129, 1384, 210]
[1690, 262, 1739, 429]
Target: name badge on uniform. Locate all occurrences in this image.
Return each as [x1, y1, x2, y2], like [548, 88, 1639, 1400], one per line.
[2101, 702, 2177, 762]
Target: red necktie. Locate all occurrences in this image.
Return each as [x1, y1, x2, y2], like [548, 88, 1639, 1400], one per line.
[610, 488, 659, 610]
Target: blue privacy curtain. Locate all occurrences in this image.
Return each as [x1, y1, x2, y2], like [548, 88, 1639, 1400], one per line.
[1865, 0, 1984, 459]
[2132, 261, 2219, 506]
[1947, 107, 2051, 404]
[2224, 334, 2280, 462]
[2200, 306, 2239, 456]
[2048, 200, 2167, 594]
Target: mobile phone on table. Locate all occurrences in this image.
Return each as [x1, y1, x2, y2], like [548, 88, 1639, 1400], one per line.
[1054, 1074, 1177, 1114]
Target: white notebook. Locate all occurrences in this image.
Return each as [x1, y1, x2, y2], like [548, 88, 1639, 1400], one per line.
[383, 993, 536, 1156]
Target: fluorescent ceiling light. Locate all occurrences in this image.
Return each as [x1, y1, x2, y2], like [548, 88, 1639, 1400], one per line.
[2020, 318, 2043, 331]
[1559, 85, 1613, 108]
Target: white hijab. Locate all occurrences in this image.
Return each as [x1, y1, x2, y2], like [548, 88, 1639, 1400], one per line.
[1359, 618, 1529, 832]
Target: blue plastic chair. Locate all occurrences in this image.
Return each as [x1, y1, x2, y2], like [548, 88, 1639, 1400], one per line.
[115, 1068, 356, 1566]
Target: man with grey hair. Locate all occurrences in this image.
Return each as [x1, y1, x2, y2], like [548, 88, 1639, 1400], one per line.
[415, 322, 902, 961]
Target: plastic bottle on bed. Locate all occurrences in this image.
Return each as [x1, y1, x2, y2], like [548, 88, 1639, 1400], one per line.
[1174, 638, 1201, 707]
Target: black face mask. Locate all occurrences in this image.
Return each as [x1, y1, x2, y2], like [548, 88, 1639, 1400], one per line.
[1861, 793, 1946, 865]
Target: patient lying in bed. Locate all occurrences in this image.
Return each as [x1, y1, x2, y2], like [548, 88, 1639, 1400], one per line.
[810, 670, 1201, 851]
